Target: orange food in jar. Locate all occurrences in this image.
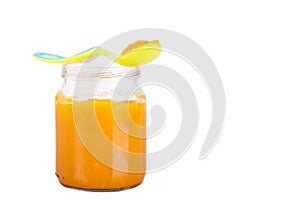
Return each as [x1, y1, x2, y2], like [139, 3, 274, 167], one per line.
[55, 93, 146, 190]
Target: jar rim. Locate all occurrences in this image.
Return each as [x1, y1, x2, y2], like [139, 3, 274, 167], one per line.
[62, 61, 140, 79]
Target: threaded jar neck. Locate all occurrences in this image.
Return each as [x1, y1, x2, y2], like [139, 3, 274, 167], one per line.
[62, 62, 140, 80]
[58, 58, 143, 102]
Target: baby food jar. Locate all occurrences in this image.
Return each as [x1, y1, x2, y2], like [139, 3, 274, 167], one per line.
[55, 59, 146, 191]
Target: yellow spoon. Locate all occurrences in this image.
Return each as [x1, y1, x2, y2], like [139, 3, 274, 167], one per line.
[33, 40, 161, 67]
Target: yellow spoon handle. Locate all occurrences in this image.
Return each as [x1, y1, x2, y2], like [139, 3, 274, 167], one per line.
[32, 47, 117, 64]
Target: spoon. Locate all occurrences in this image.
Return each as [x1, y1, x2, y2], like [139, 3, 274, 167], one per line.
[33, 40, 161, 67]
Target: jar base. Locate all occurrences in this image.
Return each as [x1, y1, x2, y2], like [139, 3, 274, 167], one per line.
[59, 181, 142, 192]
[56, 173, 143, 192]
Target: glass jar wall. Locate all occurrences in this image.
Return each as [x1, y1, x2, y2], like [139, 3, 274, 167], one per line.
[55, 61, 146, 191]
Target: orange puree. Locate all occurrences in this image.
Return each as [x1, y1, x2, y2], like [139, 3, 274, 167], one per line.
[55, 93, 146, 190]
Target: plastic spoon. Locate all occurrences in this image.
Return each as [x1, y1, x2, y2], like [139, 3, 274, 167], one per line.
[33, 40, 161, 67]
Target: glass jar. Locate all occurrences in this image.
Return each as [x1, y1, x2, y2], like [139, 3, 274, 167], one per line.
[55, 59, 146, 191]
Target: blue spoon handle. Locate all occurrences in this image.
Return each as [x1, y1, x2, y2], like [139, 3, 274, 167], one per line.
[33, 52, 65, 60]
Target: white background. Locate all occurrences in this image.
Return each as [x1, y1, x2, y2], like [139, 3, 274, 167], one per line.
[0, 0, 300, 199]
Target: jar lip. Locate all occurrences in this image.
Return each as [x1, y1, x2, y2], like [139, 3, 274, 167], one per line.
[62, 60, 141, 79]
